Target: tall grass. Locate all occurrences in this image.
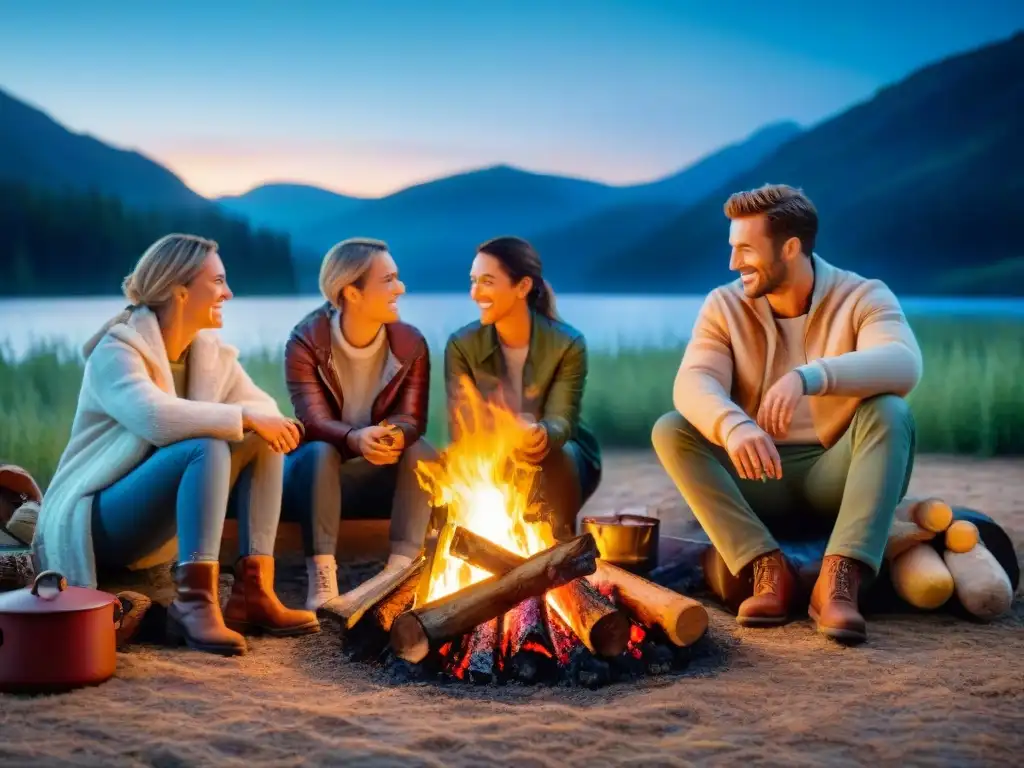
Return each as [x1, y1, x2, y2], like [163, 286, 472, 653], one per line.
[1, 316, 1021, 490]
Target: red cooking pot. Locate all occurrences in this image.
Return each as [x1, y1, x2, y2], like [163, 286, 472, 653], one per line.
[0, 570, 122, 693]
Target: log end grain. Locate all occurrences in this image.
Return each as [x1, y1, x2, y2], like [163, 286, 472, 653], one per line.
[390, 612, 431, 664]
[589, 610, 631, 658]
[670, 600, 710, 647]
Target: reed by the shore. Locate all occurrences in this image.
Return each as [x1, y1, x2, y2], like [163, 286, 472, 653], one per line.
[2, 316, 1021, 489]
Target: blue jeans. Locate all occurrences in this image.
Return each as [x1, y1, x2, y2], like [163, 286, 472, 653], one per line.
[91, 434, 284, 568]
[282, 439, 437, 559]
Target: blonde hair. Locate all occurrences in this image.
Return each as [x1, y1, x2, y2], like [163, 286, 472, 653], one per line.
[82, 233, 217, 357]
[319, 237, 389, 309]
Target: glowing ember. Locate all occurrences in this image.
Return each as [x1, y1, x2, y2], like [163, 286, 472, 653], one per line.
[414, 376, 555, 603]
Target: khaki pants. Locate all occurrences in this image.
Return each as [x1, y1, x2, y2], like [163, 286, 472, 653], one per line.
[652, 395, 916, 576]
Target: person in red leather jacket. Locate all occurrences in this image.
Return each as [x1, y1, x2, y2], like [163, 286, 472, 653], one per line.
[282, 238, 435, 611]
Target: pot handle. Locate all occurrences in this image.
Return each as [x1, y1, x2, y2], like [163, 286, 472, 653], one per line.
[30, 570, 68, 597]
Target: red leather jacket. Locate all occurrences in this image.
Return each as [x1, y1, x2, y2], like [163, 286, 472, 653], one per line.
[284, 303, 430, 459]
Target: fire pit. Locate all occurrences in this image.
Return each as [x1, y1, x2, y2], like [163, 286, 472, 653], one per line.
[321, 381, 709, 687]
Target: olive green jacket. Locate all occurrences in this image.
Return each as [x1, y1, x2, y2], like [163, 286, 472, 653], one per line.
[444, 312, 601, 472]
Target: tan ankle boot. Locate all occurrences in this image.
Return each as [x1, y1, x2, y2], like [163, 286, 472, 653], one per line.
[809, 555, 867, 644]
[223, 555, 320, 637]
[736, 550, 797, 627]
[167, 561, 247, 656]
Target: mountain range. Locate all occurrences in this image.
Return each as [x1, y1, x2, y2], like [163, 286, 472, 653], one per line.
[217, 121, 802, 291]
[1, 30, 1022, 297]
[598, 29, 1024, 295]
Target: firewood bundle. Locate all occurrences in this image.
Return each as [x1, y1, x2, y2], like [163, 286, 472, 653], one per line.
[885, 498, 1015, 621]
[322, 530, 709, 688]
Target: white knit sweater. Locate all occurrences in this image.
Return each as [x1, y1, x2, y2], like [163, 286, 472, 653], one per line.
[32, 307, 283, 588]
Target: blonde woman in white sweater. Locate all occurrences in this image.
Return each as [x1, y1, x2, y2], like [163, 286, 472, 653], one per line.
[33, 234, 319, 656]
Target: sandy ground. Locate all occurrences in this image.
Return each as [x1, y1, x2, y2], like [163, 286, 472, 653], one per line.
[2, 451, 1022, 767]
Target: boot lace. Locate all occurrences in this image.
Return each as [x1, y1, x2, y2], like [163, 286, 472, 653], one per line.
[754, 556, 779, 595]
[828, 558, 856, 602]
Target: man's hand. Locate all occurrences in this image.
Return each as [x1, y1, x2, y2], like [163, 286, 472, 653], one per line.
[757, 371, 805, 439]
[725, 421, 783, 481]
[348, 425, 402, 466]
[242, 409, 301, 453]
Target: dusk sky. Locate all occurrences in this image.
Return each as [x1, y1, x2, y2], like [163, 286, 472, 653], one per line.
[2, 1, 1021, 198]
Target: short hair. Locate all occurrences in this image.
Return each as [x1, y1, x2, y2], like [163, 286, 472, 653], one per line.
[318, 237, 389, 308]
[724, 183, 818, 256]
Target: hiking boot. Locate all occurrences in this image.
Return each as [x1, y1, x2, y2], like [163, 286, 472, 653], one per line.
[736, 549, 797, 627]
[167, 561, 247, 656]
[809, 555, 867, 644]
[223, 555, 321, 637]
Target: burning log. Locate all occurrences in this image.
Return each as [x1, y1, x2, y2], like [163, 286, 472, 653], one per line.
[451, 618, 500, 684]
[501, 597, 555, 683]
[449, 524, 522, 572]
[415, 505, 450, 608]
[320, 559, 425, 662]
[545, 602, 610, 688]
[585, 561, 708, 648]
[322, 555, 426, 631]
[390, 533, 599, 663]
[450, 525, 631, 657]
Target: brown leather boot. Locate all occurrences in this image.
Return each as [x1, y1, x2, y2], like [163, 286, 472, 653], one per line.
[167, 561, 247, 656]
[809, 555, 867, 644]
[223, 555, 321, 636]
[736, 549, 797, 627]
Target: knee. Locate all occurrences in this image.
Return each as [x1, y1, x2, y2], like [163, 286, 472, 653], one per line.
[306, 440, 343, 474]
[539, 443, 576, 474]
[651, 410, 699, 457]
[854, 395, 915, 434]
[400, 437, 438, 466]
[183, 437, 231, 467]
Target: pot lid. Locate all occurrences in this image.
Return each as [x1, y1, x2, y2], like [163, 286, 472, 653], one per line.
[0, 571, 118, 614]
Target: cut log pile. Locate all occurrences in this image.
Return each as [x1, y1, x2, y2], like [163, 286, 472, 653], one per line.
[885, 498, 1015, 621]
[321, 529, 709, 688]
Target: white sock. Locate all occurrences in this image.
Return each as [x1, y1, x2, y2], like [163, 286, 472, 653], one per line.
[305, 555, 338, 611]
[386, 552, 414, 570]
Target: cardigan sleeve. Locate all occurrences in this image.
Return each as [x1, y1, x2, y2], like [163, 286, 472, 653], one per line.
[672, 291, 753, 446]
[796, 280, 923, 398]
[88, 339, 245, 447]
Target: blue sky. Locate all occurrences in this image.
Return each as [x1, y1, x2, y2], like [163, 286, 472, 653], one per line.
[2, 0, 1021, 197]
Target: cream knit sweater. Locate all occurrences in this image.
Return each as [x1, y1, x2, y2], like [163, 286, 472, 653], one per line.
[33, 307, 283, 587]
[674, 254, 924, 449]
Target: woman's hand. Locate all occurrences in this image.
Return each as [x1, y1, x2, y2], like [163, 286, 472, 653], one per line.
[518, 421, 550, 464]
[347, 424, 402, 466]
[243, 409, 302, 453]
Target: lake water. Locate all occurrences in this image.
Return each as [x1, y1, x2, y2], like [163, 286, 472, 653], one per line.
[2, 294, 1024, 358]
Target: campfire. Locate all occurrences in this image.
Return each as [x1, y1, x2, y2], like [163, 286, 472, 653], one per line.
[323, 380, 709, 687]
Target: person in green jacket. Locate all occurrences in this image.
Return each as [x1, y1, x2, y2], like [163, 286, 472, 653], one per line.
[444, 236, 602, 540]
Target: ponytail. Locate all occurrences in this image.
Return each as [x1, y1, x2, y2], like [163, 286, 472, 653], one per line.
[477, 235, 560, 322]
[529, 278, 559, 321]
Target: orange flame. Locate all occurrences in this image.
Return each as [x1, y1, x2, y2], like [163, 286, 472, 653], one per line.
[414, 376, 555, 603]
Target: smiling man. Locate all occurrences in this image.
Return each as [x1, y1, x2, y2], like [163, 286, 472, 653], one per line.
[652, 184, 923, 644]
